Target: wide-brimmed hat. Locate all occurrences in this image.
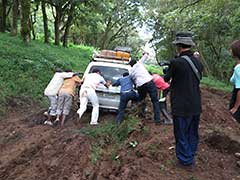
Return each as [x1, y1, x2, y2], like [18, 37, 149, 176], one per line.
[172, 32, 195, 46]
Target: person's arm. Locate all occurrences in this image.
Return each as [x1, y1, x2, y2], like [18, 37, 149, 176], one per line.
[99, 76, 111, 88]
[230, 66, 240, 113]
[104, 81, 111, 88]
[74, 76, 82, 86]
[130, 75, 137, 89]
[61, 72, 74, 79]
[164, 60, 174, 82]
[230, 90, 240, 114]
[112, 78, 120, 87]
[138, 53, 149, 64]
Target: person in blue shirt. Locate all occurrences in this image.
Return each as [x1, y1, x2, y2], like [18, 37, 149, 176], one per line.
[112, 72, 139, 125]
[229, 39, 240, 123]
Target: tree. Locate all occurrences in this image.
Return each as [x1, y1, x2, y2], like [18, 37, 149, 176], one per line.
[48, 0, 72, 45]
[0, 0, 7, 32]
[11, 0, 19, 36]
[41, 0, 49, 43]
[145, 0, 240, 80]
[99, 0, 144, 49]
[20, 0, 31, 43]
[62, 1, 75, 47]
[30, 3, 39, 40]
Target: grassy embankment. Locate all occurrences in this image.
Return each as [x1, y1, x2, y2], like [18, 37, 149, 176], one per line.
[0, 33, 93, 115]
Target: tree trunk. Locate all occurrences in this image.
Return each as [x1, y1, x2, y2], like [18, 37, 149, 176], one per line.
[100, 17, 112, 49]
[30, 15, 36, 40]
[11, 0, 18, 36]
[0, 0, 7, 32]
[54, 5, 61, 45]
[20, 0, 31, 44]
[63, 4, 74, 47]
[0, 1, 2, 31]
[41, 1, 49, 43]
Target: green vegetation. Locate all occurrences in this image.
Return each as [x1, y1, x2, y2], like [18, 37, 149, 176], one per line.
[79, 116, 138, 144]
[78, 116, 139, 163]
[145, 0, 239, 81]
[1, 0, 145, 50]
[0, 33, 93, 115]
[90, 144, 103, 164]
[145, 64, 164, 75]
[201, 76, 232, 92]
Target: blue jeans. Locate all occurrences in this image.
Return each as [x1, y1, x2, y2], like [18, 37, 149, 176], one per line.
[173, 115, 200, 165]
[137, 80, 161, 122]
[116, 90, 139, 124]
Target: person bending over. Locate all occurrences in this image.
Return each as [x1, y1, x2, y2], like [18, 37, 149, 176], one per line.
[112, 72, 139, 125]
[55, 72, 82, 127]
[44, 68, 73, 126]
[77, 69, 110, 125]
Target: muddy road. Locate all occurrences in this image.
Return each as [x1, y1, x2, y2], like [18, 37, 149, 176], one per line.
[0, 87, 240, 180]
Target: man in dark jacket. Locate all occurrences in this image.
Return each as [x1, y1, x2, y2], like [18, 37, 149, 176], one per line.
[164, 32, 203, 168]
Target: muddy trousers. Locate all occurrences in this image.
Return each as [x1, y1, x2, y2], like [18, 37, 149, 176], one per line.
[159, 88, 172, 121]
[116, 90, 139, 125]
[137, 80, 161, 123]
[173, 115, 200, 165]
[77, 87, 99, 124]
[47, 95, 58, 116]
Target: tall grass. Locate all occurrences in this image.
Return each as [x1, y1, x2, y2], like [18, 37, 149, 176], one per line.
[0, 33, 93, 115]
[201, 76, 232, 92]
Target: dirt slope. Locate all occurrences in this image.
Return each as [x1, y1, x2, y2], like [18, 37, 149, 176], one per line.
[0, 87, 240, 180]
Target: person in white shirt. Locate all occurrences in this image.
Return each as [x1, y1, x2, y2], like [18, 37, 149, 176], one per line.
[77, 68, 109, 125]
[129, 53, 161, 124]
[44, 68, 73, 126]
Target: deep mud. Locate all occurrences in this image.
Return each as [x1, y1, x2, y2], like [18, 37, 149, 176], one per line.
[0, 87, 240, 180]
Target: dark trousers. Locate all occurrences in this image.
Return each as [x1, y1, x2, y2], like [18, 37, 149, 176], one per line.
[116, 90, 139, 124]
[229, 88, 240, 123]
[173, 115, 200, 165]
[159, 88, 171, 121]
[137, 80, 160, 122]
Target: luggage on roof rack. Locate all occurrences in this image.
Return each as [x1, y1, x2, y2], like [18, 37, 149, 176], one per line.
[92, 49, 131, 64]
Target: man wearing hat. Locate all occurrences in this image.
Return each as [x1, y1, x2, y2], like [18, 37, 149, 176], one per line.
[164, 32, 203, 169]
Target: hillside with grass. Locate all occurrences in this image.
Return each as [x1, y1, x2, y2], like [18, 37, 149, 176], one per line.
[0, 33, 93, 115]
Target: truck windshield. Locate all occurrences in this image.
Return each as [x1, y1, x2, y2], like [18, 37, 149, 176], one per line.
[89, 66, 129, 84]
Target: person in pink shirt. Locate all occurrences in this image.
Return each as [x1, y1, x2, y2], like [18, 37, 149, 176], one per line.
[152, 74, 170, 90]
[152, 73, 172, 124]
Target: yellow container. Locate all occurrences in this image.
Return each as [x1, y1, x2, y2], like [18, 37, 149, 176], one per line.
[116, 51, 130, 59]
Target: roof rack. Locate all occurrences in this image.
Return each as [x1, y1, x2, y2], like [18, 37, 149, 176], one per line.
[92, 57, 130, 64]
[92, 49, 131, 64]
[114, 46, 132, 53]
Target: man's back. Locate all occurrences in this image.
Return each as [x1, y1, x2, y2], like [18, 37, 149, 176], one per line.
[164, 50, 203, 116]
[82, 73, 105, 89]
[113, 75, 134, 92]
[59, 76, 81, 96]
[44, 72, 73, 96]
[152, 74, 169, 90]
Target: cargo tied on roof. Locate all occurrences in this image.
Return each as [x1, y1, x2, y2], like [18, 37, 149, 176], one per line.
[92, 47, 131, 64]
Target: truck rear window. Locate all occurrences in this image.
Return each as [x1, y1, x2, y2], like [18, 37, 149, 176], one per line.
[89, 66, 128, 84]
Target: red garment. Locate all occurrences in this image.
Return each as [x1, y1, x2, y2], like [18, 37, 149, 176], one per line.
[152, 74, 169, 90]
